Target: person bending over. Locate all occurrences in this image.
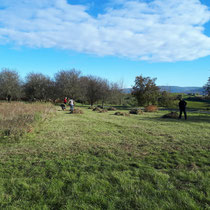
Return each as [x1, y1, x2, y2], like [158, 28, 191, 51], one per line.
[69, 98, 74, 112]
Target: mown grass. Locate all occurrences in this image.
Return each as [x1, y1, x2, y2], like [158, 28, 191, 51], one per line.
[0, 105, 210, 209]
[183, 95, 210, 110]
[185, 100, 210, 110]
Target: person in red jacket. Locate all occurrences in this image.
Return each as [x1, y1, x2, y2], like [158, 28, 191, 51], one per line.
[64, 97, 67, 104]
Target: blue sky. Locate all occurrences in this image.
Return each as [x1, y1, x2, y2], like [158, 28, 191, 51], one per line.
[0, 0, 210, 88]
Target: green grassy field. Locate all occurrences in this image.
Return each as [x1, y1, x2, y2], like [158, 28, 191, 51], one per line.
[0, 105, 210, 209]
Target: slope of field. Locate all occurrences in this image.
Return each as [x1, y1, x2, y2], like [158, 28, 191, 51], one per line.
[0, 105, 210, 209]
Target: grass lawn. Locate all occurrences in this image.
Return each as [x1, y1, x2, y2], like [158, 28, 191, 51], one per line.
[0, 105, 210, 209]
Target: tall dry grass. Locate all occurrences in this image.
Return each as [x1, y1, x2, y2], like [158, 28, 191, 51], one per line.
[0, 102, 56, 138]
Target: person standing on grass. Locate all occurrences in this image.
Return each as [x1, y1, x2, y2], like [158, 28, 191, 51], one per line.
[179, 99, 187, 120]
[64, 97, 67, 104]
[69, 98, 74, 112]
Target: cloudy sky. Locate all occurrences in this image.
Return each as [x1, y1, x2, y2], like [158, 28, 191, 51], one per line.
[0, 0, 210, 87]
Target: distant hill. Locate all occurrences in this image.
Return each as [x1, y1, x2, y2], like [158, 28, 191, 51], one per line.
[123, 86, 204, 94]
[158, 86, 204, 94]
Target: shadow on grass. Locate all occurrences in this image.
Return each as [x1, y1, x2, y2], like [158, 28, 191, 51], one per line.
[139, 114, 210, 123]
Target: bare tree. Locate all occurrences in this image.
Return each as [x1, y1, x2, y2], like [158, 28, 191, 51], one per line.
[78, 76, 89, 104]
[109, 82, 123, 105]
[54, 69, 81, 100]
[0, 68, 22, 101]
[100, 79, 110, 108]
[84, 76, 104, 106]
[24, 73, 53, 101]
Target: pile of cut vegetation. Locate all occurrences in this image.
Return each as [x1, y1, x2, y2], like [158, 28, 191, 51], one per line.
[144, 105, 158, 112]
[129, 109, 143, 115]
[92, 107, 101, 112]
[162, 112, 179, 119]
[97, 105, 103, 109]
[114, 112, 130, 116]
[108, 107, 117, 111]
[99, 109, 108, 113]
[88, 106, 95, 109]
[92, 107, 108, 113]
[71, 109, 84, 114]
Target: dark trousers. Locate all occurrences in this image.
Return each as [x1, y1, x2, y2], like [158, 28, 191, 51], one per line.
[179, 109, 187, 120]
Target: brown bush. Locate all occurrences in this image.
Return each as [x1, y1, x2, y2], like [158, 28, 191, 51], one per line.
[70, 108, 84, 114]
[129, 109, 143, 115]
[162, 112, 179, 119]
[114, 112, 130, 116]
[108, 107, 117, 111]
[144, 105, 158, 112]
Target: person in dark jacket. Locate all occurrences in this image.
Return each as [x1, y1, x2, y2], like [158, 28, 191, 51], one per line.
[179, 99, 187, 120]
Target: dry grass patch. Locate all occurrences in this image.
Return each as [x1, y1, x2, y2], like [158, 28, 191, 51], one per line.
[0, 102, 55, 137]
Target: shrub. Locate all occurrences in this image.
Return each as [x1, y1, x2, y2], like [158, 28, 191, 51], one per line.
[144, 105, 158, 112]
[129, 109, 143, 115]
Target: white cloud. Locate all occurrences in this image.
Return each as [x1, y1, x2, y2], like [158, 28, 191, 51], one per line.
[0, 0, 210, 61]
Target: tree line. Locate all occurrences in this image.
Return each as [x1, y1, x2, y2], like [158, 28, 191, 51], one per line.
[0, 68, 123, 106]
[0, 68, 209, 106]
